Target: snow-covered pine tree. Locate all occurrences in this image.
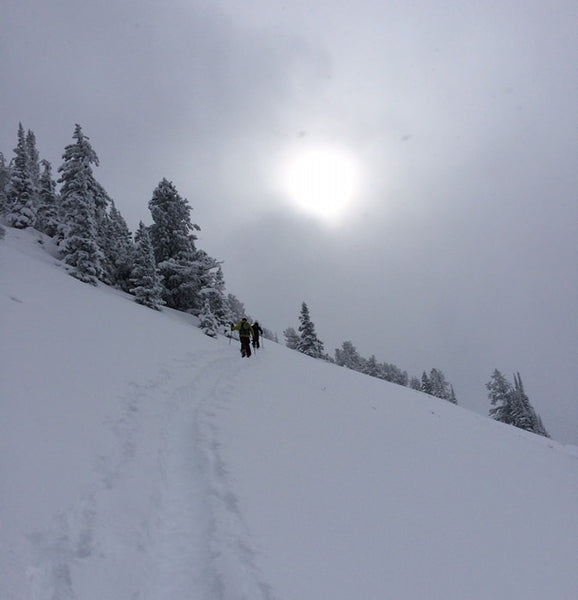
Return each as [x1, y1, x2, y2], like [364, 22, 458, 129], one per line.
[57, 124, 105, 284]
[487, 369, 513, 424]
[297, 302, 326, 359]
[283, 327, 300, 350]
[429, 368, 457, 403]
[92, 180, 114, 271]
[201, 265, 230, 331]
[335, 340, 365, 372]
[148, 178, 205, 311]
[5, 124, 36, 229]
[199, 297, 219, 337]
[409, 376, 422, 391]
[0, 152, 10, 216]
[511, 373, 550, 437]
[487, 370, 549, 437]
[130, 221, 164, 310]
[148, 178, 198, 261]
[102, 201, 134, 291]
[363, 354, 381, 378]
[534, 413, 549, 438]
[226, 293, 246, 324]
[35, 160, 59, 237]
[381, 362, 409, 386]
[194, 248, 221, 314]
[421, 371, 433, 395]
[25, 129, 41, 199]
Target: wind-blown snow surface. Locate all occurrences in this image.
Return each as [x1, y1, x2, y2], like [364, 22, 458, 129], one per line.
[1, 227, 577, 600]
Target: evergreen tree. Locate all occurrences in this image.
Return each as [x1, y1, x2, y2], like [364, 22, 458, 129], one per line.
[5, 123, 36, 229]
[199, 298, 219, 337]
[226, 293, 246, 324]
[409, 376, 422, 391]
[149, 178, 199, 262]
[93, 179, 111, 227]
[25, 129, 41, 198]
[130, 221, 164, 310]
[487, 369, 513, 424]
[57, 124, 104, 284]
[102, 201, 134, 291]
[421, 371, 433, 395]
[510, 373, 550, 437]
[0, 152, 10, 215]
[283, 327, 300, 350]
[381, 362, 409, 386]
[363, 354, 381, 378]
[92, 181, 115, 275]
[202, 265, 230, 330]
[148, 178, 205, 311]
[35, 160, 59, 237]
[335, 340, 364, 372]
[487, 370, 549, 437]
[194, 248, 221, 313]
[297, 302, 325, 358]
[429, 368, 457, 404]
[419, 368, 457, 403]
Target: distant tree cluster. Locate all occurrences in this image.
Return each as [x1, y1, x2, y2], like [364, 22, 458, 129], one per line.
[0, 123, 248, 335]
[283, 303, 552, 436]
[420, 368, 457, 404]
[487, 370, 549, 437]
[284, 302, 458, 404]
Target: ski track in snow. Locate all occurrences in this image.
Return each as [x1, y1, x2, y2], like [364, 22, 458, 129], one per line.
[195, 356, 277, 600]
[25, 349, 276, 600]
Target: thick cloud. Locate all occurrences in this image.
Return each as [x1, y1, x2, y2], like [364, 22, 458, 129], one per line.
[1, 0, 576, 443]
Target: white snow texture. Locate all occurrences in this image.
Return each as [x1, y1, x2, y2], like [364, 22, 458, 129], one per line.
[1, 227, 577, 599]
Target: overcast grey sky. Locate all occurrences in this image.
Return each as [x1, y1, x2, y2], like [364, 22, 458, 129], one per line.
[2, 0, 577, 443]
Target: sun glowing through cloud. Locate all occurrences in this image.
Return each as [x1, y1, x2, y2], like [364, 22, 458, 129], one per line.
[282, 146, 360, 223]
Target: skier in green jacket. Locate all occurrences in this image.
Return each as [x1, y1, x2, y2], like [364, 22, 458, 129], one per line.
[231, 317, 254, 358]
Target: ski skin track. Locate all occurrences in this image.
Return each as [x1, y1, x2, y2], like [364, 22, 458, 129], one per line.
[21, 345, 277, 599]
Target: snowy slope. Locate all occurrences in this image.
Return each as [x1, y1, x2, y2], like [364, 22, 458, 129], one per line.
[1, 226, 577, 600]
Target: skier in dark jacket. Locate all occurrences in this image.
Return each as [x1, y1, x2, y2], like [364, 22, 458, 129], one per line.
[252, 321, 264, 349]
[231, 318, 254, 357]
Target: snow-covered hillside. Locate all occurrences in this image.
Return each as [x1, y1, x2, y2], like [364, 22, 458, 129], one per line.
[1, 226, 577, 600]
